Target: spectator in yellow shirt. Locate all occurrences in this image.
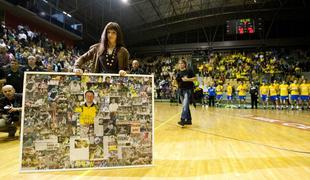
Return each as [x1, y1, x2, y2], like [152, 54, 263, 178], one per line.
[260, 81, 269, 109]
[279, 80, 289, 109]
[237, 81, 247, 108]
[299, 79, 309, 110]
[289, 79, 300, 110]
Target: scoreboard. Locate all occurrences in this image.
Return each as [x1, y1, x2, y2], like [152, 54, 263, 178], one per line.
[226, 18, 256, 35]
[237, 19, 255, 34]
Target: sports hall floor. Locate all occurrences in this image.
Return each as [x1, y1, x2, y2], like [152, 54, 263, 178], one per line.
[0, 102, 309, 179]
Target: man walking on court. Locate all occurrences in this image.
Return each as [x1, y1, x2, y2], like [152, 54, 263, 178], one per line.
[175, 59, 196, 127]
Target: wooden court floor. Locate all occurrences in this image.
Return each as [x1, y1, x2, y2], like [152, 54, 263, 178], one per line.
[0, 102, 309, 179]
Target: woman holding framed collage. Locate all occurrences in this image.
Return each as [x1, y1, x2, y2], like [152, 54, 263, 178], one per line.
[74, 22, 129, 76]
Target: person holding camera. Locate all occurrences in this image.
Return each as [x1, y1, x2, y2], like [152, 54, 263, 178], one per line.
[0, 85, 22, 139]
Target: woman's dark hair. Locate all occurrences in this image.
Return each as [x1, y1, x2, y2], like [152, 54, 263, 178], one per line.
[100, 22, 124, 52]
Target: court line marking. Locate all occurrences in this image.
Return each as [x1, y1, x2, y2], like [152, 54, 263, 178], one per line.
[75, 170, 90, 180]
[187, 126, 310, 154]
[156, 120, 310, 154]
[155, 112, 181, 130]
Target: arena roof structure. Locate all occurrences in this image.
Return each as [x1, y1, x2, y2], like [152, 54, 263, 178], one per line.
[2, 0, 309, 53]
[54, 0, 309, 47]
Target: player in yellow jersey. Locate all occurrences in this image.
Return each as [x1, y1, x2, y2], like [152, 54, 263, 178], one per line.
[215, 83, 224, 107]
[260, 81, 269, 109]
[273, 80, 280, 108]
[226, 82, 233, 107]
[308, 81, 310, 109]
[269, 82, 278, 109]
[237, 81, 247, 108]
[79, 90, 98, 125]
[299, 79, 309, 110]
[279, 80, 289, 109]
[289, 79, 300, 110]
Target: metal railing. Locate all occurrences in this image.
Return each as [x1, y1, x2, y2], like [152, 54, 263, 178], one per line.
[8, 0, 83, 37]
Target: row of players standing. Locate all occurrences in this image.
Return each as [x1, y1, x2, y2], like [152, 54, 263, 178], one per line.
[199, 79, 309, 110]
[174, 58, 310, 128]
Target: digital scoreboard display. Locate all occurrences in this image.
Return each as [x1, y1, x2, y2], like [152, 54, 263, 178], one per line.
[226, 18, 255, 35]
[237, 18, 255, 34]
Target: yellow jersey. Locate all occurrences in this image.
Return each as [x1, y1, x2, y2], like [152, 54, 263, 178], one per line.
[226, 85, 233, 96]
[273, 83, 280, 95]
[269, 85, 277, 96]
[216, 85, 223, 95]
[279, 84, 289, 96]
[290, 83, 299, 95]
[79, 103, 98, 125]
[300, 83, 309, 96]
[260, 85, 269, 95]
[237, 84, 247, 96]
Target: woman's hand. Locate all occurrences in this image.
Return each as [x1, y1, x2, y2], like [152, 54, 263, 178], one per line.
[182, 77, 189, 82]
[119, 70, 127, 76]
[74, 69, 83, 75]
[8, 107, 22, 113]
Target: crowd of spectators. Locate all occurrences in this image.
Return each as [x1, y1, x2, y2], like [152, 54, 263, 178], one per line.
[0, 21, 83, 92]
[197, 49, 309, 84]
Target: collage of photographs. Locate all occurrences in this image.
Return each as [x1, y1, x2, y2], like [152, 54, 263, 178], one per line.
[21, 73, 153, 171]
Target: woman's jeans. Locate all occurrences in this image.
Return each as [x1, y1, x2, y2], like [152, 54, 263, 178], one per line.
[179, 89, 192, 123]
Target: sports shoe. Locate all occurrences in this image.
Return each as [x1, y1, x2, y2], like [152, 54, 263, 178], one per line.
[177, 121, 185, 127]
[184, 121, 192, 125]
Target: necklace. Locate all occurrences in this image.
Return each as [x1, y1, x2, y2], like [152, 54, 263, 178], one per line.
[105, 48, 116, 67]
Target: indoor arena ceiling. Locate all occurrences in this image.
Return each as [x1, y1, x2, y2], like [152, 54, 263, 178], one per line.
[52, 0, 308, 46]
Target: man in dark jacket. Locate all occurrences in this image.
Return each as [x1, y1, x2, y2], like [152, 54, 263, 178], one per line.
[175, 59, 196, 127]
[250, 81, 259, 109]
[0, 85, 22, 139]
[3, 59, 24, 93]
[130, 60, 144, 74]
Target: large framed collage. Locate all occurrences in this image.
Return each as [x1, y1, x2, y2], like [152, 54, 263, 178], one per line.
[19, 72, 154, 172]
